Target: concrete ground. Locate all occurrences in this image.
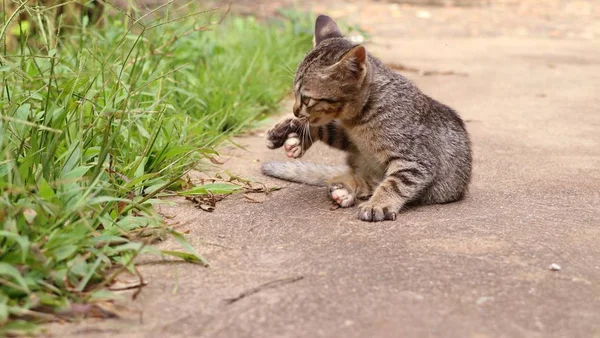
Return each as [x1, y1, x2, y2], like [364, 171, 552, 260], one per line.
[46, 1, 600, 337]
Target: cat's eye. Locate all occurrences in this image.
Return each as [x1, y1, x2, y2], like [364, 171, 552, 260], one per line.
[318, 98, 338, 104]
[300, 95, 311, 106]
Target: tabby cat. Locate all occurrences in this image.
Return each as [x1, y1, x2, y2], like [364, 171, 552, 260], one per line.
[262, 15, 472, 222]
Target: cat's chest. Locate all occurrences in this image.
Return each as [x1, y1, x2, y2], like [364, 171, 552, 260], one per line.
[346, 125, 387, 161]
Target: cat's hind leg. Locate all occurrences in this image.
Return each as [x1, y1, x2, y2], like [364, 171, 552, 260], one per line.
[327, 174, 373, 208]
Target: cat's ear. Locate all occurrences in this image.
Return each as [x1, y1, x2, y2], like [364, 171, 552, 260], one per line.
[337, 45, 367, 80]
[314, 15, 343, 47]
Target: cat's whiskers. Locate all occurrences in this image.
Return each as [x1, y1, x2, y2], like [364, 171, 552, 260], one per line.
[304, 121, 313, 148]
[278, 63, 295, 78]
[295, 117, 311, 153]
[299, 121, 308, 155]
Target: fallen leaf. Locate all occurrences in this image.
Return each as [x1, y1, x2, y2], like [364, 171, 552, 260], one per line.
[199, 204, 215, 212]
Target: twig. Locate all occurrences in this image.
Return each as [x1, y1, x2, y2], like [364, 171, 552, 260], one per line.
[132, 266, 145, 300]
[199, 240, 234, 250]
[224, 276, 304, 305]
[387, 63, 468, 77]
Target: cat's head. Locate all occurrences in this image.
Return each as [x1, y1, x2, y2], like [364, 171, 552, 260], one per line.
[293, 15, 368, 126]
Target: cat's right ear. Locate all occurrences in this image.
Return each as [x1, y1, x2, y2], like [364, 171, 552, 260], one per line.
[314, 15, 343, 47]
[335, 45, 367, 81]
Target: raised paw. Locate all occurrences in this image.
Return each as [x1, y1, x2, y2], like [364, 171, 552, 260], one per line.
[265, 118, 301, 149]
[329, 183, 355, 208]
[284, 133, 304, 158]
[357, 202, 397, 222]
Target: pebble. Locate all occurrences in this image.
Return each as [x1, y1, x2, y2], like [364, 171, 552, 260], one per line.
[549, 263, 561, 271]
[476, 296, 494, 305]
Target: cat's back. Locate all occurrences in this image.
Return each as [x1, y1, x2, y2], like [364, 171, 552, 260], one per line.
[367, 58, 433, 117]
[370, 59, 467, 134]
[366, 57, 471, 170]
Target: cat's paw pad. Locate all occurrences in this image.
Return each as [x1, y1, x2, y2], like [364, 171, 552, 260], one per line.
[283, 133, 303, 158]
[357, 203, 397, 222]
[329, 183, 355, 207]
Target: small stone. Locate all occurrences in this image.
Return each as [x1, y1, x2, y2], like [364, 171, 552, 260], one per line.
[476, 296, 493, 305]
[549, 263, 561, 271]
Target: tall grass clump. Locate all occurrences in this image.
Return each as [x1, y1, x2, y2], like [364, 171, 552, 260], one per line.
[0, 1, 312, 332]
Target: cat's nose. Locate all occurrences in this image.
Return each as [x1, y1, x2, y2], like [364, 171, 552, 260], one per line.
[293, 102, 300, 117]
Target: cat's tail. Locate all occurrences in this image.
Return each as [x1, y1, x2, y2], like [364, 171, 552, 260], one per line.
[261, 161, 348, 186]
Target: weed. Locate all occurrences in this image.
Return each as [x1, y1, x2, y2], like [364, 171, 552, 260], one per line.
[0, 1, 311, 331]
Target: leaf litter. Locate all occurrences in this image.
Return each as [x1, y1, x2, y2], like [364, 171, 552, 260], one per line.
[180, 171, 281, 212]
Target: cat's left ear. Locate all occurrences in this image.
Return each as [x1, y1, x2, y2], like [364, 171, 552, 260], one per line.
[337, 45, 367, 80]
[314, 15, 343, 47]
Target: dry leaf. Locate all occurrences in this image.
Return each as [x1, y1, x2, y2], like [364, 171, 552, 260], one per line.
[199, 204, 215, 212]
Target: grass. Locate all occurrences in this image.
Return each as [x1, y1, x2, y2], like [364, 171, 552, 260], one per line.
[0, 1, 312, 334]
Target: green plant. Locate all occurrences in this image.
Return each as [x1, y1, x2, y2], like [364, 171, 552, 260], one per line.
[0, 2, 312, 332]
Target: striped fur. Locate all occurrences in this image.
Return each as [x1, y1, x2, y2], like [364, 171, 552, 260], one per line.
[262, 15, 472, 222]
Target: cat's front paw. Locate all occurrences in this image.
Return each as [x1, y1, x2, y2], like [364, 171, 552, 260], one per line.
[283, 133, 304, 158]
[329, 183, 355, 207]
[265, 118, 301, 149]
[357, 202, 397, 222]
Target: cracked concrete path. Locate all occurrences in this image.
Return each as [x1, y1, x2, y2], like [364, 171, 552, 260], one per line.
[46, 3, 600, 338]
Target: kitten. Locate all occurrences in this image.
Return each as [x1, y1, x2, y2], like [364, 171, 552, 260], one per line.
[262, 15, 472, 222]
